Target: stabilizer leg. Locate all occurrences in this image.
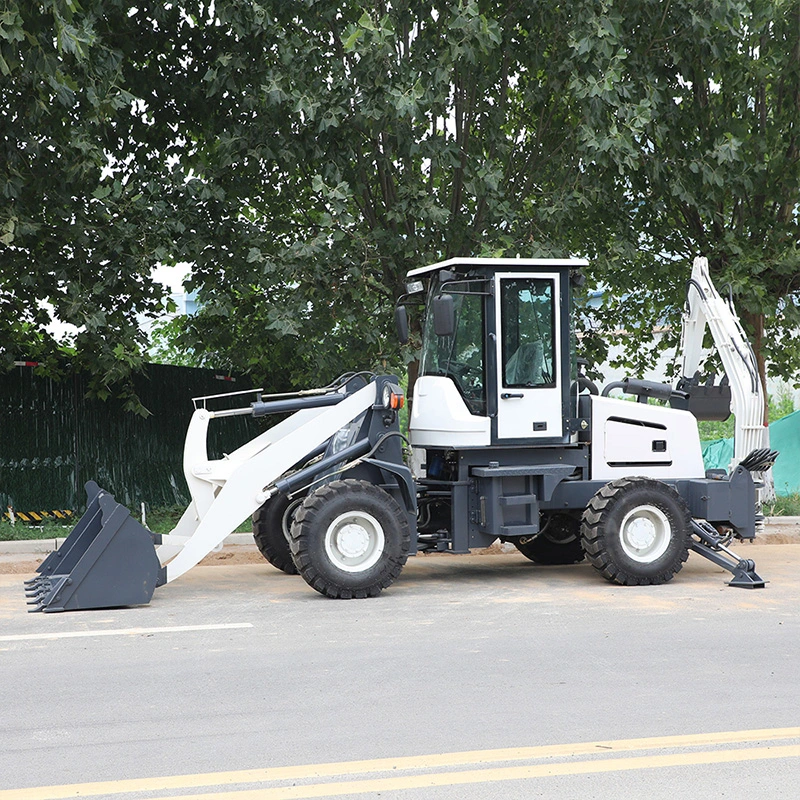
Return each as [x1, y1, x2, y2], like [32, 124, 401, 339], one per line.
[690, 520, 766, 589]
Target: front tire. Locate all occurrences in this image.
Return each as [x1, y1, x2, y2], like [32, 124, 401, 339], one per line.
[581, 477, 691, 585]
[290, 479, 410, 599]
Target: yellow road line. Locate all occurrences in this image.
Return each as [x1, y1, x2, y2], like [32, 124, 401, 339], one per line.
[3, 728, 799, 800]
[145, 744, 800, 800]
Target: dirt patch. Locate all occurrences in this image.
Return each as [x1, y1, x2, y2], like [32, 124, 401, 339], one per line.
[0, 547, 267, 576]
[0, 558, 43, 575]
[198, 547, 265, 566]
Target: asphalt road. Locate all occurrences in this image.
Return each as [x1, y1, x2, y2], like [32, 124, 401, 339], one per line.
[1, 544, 799, 799]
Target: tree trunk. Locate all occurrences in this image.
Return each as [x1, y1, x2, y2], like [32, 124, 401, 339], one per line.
[743, 310, 776, 504]
[748, 312, 770, 427]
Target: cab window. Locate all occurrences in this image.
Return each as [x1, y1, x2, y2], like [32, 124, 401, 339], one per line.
[501, 278, 556, 388]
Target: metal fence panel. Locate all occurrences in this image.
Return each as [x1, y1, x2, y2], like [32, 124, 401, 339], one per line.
[0, 364, 256, 512]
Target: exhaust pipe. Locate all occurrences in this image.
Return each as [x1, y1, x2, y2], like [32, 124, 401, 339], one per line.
[24, 481, 163, 613]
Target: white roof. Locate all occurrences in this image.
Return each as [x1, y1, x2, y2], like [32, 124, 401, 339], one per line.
[406, 257, 588, 279]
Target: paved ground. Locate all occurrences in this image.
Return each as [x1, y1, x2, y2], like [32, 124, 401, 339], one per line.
[1, 543, 799, 799]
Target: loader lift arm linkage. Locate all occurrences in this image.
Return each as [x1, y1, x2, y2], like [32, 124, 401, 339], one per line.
[26, 257, 773, 612]
[26, 375, 413, 611]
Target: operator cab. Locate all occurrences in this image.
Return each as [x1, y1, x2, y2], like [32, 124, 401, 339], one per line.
[401, 257, 587, 449]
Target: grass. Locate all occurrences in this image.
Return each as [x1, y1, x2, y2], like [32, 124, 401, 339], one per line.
[764, 493, 800, 517]
[0, 505, 254, 541]
[3, 491, 800, 543]
[0, 517, 72, 541]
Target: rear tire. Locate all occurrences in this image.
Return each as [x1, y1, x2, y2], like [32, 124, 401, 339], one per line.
[289, 479, 410, 599]
[252, 492, 302, 575]
[514, 514, 585, 565]
[581, 477, 691, 585]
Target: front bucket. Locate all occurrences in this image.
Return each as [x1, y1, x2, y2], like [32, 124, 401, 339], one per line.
[24, 481, 163, 613]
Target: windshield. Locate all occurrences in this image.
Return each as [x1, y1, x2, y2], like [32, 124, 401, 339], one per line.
[419, 281, 486, 416]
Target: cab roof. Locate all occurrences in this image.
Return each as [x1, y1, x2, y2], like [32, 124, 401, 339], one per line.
[406, 257, 587, 279]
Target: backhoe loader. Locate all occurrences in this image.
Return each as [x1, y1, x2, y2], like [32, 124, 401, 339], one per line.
[25, 257, 776, 611]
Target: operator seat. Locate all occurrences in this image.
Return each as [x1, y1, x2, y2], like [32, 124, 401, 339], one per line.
[506, 341, 544, 386]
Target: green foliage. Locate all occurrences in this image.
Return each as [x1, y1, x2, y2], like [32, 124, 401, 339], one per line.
[143, 504, 254, 535]
[770, 382, 798, 421]
[570, 0, 800, 390]
[2, 1, 798, 401]
[697, 415, 736, 442]
[0, 1, 186, 408]
[152, 1, 591, 387]
[0, 516, 70, 541]
[698, 383, 797, 440]
[0, 505, 250, 540]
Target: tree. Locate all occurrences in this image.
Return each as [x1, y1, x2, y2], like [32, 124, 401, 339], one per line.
[124, 1, 593, 387]
[567, 0, 800, 416]
[0, 1, 190, 409]
[3, 0, 797, 410]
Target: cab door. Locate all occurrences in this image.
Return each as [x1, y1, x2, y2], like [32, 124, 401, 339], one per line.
[494, 273, 563, 440]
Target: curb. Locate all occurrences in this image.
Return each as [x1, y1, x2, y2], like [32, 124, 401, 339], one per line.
[0, 532, 257, 556]
[762, 516, 800, 533]
[1, 524, 799, 556]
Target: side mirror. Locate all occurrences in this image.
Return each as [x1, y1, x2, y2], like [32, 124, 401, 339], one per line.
[394, 305, 409, 344]
[432, 294, 455, 337]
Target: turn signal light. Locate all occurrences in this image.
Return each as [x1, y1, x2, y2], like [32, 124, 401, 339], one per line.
[382, 383, 405, 410]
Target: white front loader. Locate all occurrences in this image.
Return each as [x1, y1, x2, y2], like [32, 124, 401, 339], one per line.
[157, 381, 378, 583]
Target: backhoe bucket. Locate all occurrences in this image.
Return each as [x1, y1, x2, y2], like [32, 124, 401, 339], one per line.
[24, 481, 162, 613]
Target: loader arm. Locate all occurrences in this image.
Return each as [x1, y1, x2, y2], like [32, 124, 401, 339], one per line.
[679, 257, 767, 467]
[26, 379, 385, 611]
[152, 405, 331, 566]
[160, 381, 379, 584]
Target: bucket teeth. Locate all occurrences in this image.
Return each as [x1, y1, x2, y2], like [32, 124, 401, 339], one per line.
[25, 577, 52, 609]
[25, 579, 49, 597]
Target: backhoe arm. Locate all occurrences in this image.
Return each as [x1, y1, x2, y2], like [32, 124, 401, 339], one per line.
[679, 256, 767, 467]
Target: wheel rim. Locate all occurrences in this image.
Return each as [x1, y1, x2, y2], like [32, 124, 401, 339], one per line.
[619, 504, 671, 563]
[324, 511, 385, 573]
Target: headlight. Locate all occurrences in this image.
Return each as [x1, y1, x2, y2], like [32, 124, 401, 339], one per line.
[330, 424, 354, 455]
[382, 383, 405, 410]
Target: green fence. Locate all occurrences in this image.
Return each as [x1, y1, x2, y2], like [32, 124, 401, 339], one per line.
[701, 408, 800, 496]
[0, 364, 258, 513]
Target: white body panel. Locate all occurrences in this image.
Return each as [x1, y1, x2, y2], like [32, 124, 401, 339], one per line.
[590, 395, 705, 481]
[409, 375, 490, 448]
[494, 272, 563, 440]
[160, 383, 378, 583]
